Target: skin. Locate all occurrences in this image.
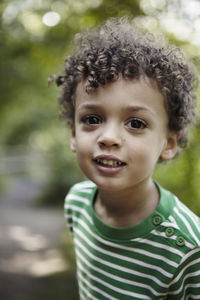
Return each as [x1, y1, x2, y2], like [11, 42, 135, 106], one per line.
[70, 76, 178, 227]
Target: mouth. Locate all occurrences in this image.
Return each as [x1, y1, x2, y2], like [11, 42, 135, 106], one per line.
[93, 157, 126, 167]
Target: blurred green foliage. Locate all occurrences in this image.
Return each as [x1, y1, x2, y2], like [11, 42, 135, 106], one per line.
[0, 0, 199, 216]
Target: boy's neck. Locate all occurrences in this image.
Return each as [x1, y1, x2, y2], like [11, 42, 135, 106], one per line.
[94, 179, 160, 228]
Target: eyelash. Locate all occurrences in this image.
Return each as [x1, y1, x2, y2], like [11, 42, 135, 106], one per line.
[81, 115, 147, 130]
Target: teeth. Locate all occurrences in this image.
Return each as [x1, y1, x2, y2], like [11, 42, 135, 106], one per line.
[96, 159, 124, 167]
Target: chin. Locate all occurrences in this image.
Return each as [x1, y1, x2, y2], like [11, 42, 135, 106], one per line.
[91, 178, 126, 192]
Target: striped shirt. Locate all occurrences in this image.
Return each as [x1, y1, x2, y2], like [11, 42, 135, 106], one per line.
[64, 181, 200, 300]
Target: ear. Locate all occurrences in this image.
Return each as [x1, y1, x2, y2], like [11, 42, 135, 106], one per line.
[70, 123, 77, 153]
[160, 132, 178, 161]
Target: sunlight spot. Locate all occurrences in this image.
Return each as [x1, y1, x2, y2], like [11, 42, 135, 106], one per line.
[194, 18, 200, 32]
[190, 31, 200, 46]
[0, 250, 68, 276]
[150, 0, 166, 10]
[51, 1, 69, 14]
[20, 11, 44, 36]
[7, 226, 48, 251]
[42, 11, 60, 27]
[182, 0, 200, 20]
[2, 3, 19, 24]
[86, 0, 102, 8]
[29, 249, 68, 277]
[160, 14, 192, 41]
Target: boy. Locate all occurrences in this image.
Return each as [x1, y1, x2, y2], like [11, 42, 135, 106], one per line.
[56, 18, 200, 299]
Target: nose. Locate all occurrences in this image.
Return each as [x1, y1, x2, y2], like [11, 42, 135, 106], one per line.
[97, 123, 122, 148]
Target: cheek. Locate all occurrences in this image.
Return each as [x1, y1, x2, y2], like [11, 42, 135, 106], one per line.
[128, 139, 161, 166]
[75, 138, 92, 160]
[76, 148, 93, 180]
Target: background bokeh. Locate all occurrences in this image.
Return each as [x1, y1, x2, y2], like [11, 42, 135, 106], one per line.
[0, 0, 200, 299]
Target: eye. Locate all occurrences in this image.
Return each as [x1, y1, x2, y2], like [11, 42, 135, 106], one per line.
[126, 118, 147, 130]
[81, 115, 102, 125]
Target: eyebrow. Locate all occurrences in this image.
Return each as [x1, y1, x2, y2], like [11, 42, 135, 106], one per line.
[77, 103, 100, 110]
[78, 103, 156, 117]
[124, 105, 156, 117]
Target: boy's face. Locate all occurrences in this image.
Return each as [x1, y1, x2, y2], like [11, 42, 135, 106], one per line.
[70, 77, 177, 193]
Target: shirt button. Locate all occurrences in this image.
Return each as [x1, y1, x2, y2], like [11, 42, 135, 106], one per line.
[165, 227, 174, 237]
[176, 236, 185, 247]
[152, 215, 162, 226]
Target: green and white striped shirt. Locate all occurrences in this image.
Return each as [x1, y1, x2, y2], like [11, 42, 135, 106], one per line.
[64, 181, 200, 299]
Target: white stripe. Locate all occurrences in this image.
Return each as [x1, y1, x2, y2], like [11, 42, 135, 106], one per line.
[77, 188, 94, 194]
[175, 197, 200, 242]
[65, 213, 72, 219]
[174, 207, 200, 246]
[170, 282, 200, 296]
[78, 260, 151, 299]
[133, 237, 183, 257]
[78, 269, 118, 300]
[76, 248, 168, 297]
[161, 221, 179, 229]
[65, 194, 90, 205]
[186, 294, 200, 300]
[70, 181, 96, 194]
[162, 220, 180, 230]
[179, 247, 200, 264]
[74, 181, 96, 189]
[175, 196, 199, 222]
[65, 205, 93, 224]
[79, 280, 101, 300]
[131, 247, 178, 268]
[168, 215, 180, 229]
[74, 235, 170, 288]
[75, 224, 173, 277]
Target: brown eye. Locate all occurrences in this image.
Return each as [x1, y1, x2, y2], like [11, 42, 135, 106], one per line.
[126, 118, 147, 130]
[82, 115, 102, 125]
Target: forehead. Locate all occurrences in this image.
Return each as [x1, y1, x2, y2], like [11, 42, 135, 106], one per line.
[75, 76, 166, 115]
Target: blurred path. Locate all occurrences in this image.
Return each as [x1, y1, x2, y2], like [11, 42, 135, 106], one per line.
[0, 176, 77, 300]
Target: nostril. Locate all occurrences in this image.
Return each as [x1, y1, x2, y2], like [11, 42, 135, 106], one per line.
[98, 141, 119, 148]
[99, 142, 105, 148]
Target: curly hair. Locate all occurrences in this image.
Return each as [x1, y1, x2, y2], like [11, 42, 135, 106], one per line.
[56, 17, 198, 147]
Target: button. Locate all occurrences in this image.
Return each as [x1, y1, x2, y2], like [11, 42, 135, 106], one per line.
[176, 236, 185, 247]
[165, 227, 174, 237]
[152, 215, 162, 226]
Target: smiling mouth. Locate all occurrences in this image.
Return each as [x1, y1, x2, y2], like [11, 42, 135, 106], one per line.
[94, 158, 126, 167]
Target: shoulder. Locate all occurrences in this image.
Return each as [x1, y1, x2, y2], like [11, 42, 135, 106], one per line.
[65, 180, 97, 207]
[159, 184, 200, 248]
[171, 195, 200, 247]
[64, 181, 96, 231]
[67, 180, 96, 194]
[66, 180, 96, 200]
[153, 184, 200, 257]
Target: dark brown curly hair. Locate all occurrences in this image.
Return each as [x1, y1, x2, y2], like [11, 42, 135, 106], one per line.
[56, 17, 198, 147]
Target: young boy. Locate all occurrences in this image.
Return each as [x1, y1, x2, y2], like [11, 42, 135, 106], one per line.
[56, 18, 200, 299]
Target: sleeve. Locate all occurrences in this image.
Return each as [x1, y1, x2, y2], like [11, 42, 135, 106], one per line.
[168, 247, 200, 299]
[64, 186, 75, 234]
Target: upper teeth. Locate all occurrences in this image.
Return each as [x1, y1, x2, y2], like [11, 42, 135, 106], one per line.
[96, 159, 124, 166]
